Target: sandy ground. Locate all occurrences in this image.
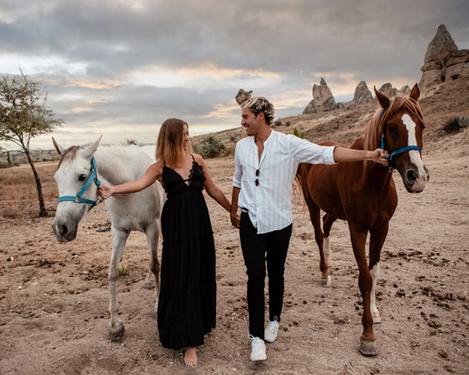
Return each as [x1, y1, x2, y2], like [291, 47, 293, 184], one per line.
[0, 137, 468, 374]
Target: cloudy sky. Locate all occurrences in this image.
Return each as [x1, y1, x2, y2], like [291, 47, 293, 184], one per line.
[0, 0, 468, 150]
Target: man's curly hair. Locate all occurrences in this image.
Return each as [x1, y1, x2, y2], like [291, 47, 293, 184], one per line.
[241, 96, 275, 125]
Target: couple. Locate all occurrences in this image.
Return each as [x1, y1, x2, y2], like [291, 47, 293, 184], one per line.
[99, 96, 388, 367]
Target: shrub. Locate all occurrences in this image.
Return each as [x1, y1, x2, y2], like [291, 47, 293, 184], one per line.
[199, 136, 226, 158]
[118, 264, 128, 277]
[293, 128, 305, 138]
[443, 116, 468, 134]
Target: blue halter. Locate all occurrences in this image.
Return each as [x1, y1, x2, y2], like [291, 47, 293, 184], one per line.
[57, 156, 101, 208]
[379, 134, 422, 163]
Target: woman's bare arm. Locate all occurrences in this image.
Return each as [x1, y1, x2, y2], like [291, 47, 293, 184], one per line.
[194, 154, 231, 213]
[99, 161, 163, 199]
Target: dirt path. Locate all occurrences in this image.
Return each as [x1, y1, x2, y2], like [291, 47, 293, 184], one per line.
[0, 148, 468, 374]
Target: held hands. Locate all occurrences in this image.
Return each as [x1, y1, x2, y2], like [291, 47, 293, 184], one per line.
[230, 212, 240, 229]
[98, 184, 114, 199]
[370, 148, 389, 166]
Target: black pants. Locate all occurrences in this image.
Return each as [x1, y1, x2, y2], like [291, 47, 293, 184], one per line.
[240, 212, 292, 339]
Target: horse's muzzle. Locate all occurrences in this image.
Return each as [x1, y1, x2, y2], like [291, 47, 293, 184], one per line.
[52, 221, 78, 242]
[403, 165, 428, 193]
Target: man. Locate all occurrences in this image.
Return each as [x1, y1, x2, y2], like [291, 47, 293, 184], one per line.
[231, 95, 388, 361]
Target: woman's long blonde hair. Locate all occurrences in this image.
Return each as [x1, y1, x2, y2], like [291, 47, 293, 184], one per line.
[156, 118, 192, 167]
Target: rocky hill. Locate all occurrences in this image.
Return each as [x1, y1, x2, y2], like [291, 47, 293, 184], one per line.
[192, 24, 469, 157]
[192, 77, 468, 158]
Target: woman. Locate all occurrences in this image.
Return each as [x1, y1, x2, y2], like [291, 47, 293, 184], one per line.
[99, 118, 231, 367]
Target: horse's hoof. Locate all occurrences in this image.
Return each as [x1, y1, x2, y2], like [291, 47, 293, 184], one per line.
[143, 279, 154, 289]
[109, 321, 125, 342]
[372, 312, 382, 324]
[359, 340, 378, 357]
[321, 275, 332, 287]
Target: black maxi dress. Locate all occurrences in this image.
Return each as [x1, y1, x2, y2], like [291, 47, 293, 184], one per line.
[157, 156, 216, 350]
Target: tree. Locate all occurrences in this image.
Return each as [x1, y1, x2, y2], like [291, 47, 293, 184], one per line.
[0, 72, 62, 217]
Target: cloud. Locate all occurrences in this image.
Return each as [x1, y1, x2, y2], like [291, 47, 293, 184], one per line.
[0, 0, 468, 149]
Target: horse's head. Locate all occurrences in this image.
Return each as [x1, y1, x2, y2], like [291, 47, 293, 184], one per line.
[51, 136, 102, 242]
[370, 84, 429, 193]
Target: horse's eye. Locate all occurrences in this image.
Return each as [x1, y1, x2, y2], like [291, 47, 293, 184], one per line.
[388, 126, 398, 135]
[78, 174, 87, 182]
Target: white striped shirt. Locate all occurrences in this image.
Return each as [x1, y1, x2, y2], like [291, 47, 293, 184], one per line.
[233, 130, 336, 234]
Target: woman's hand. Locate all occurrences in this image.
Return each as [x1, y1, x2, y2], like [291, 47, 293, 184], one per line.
[98, 184, 114, 199]
[370, 148, 389, 166]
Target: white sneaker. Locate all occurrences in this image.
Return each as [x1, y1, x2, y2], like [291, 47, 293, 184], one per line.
[264, 319, 279, 343]
[249, 335, 267, 361]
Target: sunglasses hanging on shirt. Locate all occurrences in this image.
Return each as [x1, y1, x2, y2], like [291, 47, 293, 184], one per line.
[255, 169, 259, 186]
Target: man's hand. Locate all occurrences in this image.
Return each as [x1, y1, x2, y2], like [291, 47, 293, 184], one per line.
[98, 184, 114, 199]
[370, 148, 389, 166]
[230, 212, 240, 229]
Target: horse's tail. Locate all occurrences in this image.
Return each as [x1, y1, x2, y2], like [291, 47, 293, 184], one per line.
[295, 163, 312, 203]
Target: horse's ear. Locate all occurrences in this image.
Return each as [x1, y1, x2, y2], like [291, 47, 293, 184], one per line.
[409, 83, 420, 101]
[52, 137, 64, 155]
[374, 86, 390, 110]
[81, 135, 102, 159]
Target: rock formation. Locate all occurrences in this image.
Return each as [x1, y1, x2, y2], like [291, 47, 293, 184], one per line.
[420, 24, 469, 92]
[303, 78, 337, 114]
[378, 83, 398, 98]
[235, 89, 252, 105]
[398, 85, 411, 96]
[352, 81, 373, 104]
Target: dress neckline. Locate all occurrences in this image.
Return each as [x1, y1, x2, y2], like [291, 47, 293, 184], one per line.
[165, 160, 196, 184]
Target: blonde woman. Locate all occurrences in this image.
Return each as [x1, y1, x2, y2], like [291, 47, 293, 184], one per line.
[99, 118, 231, 367]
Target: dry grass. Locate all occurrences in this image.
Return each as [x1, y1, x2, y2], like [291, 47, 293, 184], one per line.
[0, 162, 58, 218]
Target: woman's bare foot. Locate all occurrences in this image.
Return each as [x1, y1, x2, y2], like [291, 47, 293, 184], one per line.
[183, 347, 197, 367]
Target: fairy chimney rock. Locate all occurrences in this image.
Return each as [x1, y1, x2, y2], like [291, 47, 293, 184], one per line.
[352, 81, 373, 104]
[424, 25, 458, 64]
[378, 83, 398, 98]
[235, 89, 252, 105]
[420, 24, 469, 92]
[303, 78, 337, 114]
[398, 85, 411, 96]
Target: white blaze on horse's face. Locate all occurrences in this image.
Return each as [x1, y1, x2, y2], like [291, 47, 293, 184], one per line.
[401, 114, 427, 193]
[52, 150, 98, 242]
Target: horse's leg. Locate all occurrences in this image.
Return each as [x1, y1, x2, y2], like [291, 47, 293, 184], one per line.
[108, 226, 129, 342]
[349, 225, 377, 356]
[321, 213, 337, 287]
[304, 195, 328, 285]
[144, 220, 160, 318]
[368, 222, 389, 324]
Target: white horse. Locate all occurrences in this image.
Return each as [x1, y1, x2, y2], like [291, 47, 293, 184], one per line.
[51, 136, 165, 341]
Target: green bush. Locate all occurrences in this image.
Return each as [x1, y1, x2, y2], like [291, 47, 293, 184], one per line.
[443, 116, 468, 134]
[199, 136, 226, 158]
[293, 128, 304, 138]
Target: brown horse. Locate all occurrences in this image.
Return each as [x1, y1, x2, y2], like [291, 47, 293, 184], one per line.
[297, 83, 429, 356]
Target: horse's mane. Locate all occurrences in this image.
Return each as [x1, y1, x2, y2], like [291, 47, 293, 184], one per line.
[57, 146, 80, 170]
[56, 144, 149, 171]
